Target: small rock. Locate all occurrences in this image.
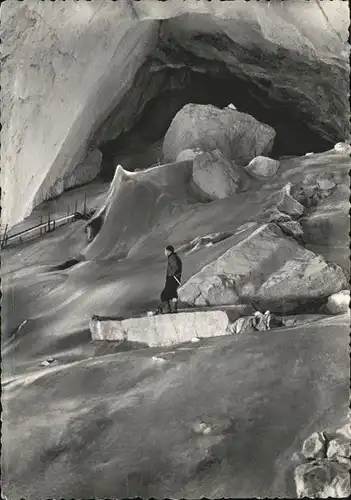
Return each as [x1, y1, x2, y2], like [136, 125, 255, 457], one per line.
[317, 178, 336, 191]
[336, 423, 351, 440]
[191, 337, 201, 343]
[192, 421, 210, 434]
[267, 207, 292, 223]
[277, 183, 305, 218]
[151, 356, 167, 364]
[40, 357, 56, 367]
[227, 103, 237, 110]
[305, 152, 314, 156]
[244, 156, 280, 178]
[326, 290, 350, 315]
[334, 142, 351, 155]
[327, 436, 350, 464]
[176, 148, 204, 162]
[301, 431, 326, 459]
[278, 220, 304, 238]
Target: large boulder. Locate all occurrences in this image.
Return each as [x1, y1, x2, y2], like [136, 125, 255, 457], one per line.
[90, 310, 230, 347]
[192, 149, 242, 200]
[334, 142, 351, 155]
[163, 104, 275, 165]
[178, 223, 347, 312]
[256, 253, 348, 312]
[294, 460, 350, 498]
[244, 156, 280, 178]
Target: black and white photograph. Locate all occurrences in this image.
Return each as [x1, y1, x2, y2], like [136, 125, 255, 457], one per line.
[1, 0, 350, 498]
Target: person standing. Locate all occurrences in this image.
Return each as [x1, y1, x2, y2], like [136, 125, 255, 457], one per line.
[157, 245, 182, 314]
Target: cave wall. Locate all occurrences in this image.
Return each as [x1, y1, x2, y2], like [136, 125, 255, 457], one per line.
[1, 0, 349, 228]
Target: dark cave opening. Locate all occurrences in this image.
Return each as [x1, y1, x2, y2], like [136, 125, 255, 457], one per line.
[99, 68, 333, 180]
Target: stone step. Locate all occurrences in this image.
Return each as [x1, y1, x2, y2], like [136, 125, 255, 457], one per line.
[90, 309, 231, 347]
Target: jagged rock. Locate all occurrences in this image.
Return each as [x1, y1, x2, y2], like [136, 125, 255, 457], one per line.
[228, 316, 255, 334]
[256, 253, 348, 312]
[294, 460, 350, 498]
[326, 290, 350, 315]
[317, 178, 336, 191]
[163, 104, 275, 165]
[179, 223, 347, 311]
[301, 431, 326, 460]
[229, 310, 272, 334]
[192, 149, 242, 200]
[90, 310, 230, 347]
[176, 148, 204, 162]
[334, 142, 351, 155]
[278, 220, 304, 238]
[227, 103, 237, 110]
[266, 207, 292, 224]
[276, 183, 305, 218]
[326, 436, 350, 464]
[178, 231, 234, 254]
[244, 156, 280, 178]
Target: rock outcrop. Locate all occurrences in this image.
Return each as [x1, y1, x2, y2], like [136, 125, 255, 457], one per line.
[192, 149, 242, 200]
[178, 223, 347, 312]
[294, 422, 351, 498]
[326, 290, 350, 315]
[244, 156, 280, 178]
[163, 104, 276, 165]
[90, 310, 230, 347]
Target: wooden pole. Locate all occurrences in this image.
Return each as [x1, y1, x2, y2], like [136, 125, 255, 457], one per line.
[40, 212, 43, 236]
[48, 212, 51, 232]
[1, 224, 8, 248]
[75, 200, 78, 215]
[83, 193, 87, 216]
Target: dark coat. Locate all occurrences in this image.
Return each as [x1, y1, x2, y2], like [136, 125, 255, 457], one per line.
[160, 252, 182, 302]
[166, 252, 182, 281]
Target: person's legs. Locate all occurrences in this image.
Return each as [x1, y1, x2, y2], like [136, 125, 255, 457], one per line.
[170, 297, 178, 313]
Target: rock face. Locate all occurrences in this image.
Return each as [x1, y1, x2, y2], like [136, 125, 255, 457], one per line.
[244, 156, 280, 178]
[192, 149, 242, 200]
[51, 149, 102, 198]
[178, 223, 347, 312]
[326, 290, 350, 315]
[1, 1, 349, 228]
[163, 104, 276, 165]
[90, 310, 230, 347]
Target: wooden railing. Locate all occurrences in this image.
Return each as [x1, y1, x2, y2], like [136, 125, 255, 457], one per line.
[1, 195, 89, 249]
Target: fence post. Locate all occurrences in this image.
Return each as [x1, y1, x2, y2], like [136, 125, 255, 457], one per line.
[48, 212, 51, 232]
[75, 200, 78, 217]
[1, 224, 8, 248]
[83, 193, 87, 217]
[40, 212, 43, 236]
